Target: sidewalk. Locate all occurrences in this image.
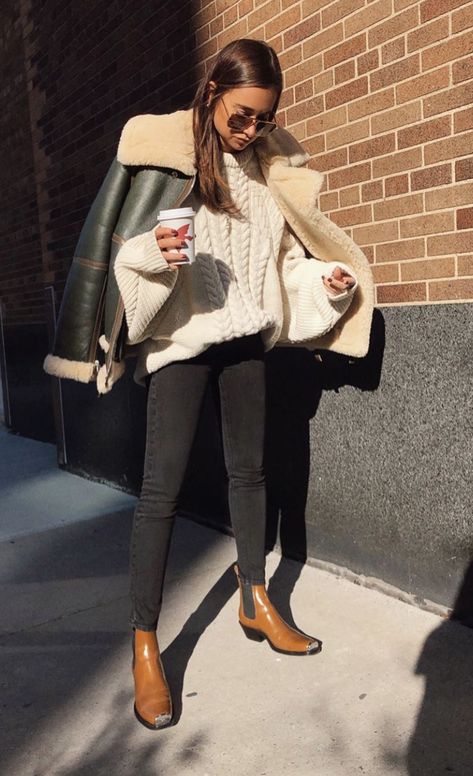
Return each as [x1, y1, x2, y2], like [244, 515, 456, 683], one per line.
[1, 424, 472, 776]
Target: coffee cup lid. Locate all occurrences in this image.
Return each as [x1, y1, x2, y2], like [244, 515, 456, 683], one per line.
[158, 207, 196, 220]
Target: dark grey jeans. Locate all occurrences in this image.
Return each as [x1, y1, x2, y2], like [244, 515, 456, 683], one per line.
[129, 333, 267, 631]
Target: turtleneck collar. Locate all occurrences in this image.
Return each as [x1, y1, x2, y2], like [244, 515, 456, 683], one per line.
[221, 143, 256, 169]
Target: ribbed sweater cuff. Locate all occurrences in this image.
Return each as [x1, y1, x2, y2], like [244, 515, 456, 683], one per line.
[138, 229, 171, 273]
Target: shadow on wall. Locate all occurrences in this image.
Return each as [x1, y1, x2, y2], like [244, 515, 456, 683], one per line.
[404, 560, 473, 775]
[264, 308, 385, 616]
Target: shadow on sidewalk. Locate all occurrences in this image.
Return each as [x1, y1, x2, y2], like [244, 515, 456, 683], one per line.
[0, 507, 236, 774]
[403, 560, 473, 775]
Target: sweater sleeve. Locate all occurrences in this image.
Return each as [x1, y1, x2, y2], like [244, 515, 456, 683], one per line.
[277, 224, 358, 344]
[114, 228, 178, 344]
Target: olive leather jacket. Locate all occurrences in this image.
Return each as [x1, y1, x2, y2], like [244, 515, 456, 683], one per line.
[44, 109, 374, 394]
[44, 155, 194, 392]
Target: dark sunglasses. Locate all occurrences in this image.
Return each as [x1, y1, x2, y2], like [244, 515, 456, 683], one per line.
[221, 96, 277, 137]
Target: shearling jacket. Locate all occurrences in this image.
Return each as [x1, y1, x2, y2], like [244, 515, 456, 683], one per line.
[44, 108, 374, 393]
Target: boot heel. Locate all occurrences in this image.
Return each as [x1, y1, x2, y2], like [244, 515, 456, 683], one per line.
[240, 623, 265, 642]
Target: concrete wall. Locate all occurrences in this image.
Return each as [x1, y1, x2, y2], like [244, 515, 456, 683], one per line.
[53, 303, 472, 611]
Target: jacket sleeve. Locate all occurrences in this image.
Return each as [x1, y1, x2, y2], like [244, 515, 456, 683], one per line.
[113, 226, 178, 344]
[43, 157, 131, 382]
[277, 224, 358, 344]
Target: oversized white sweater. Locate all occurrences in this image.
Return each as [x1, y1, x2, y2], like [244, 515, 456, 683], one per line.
[114, 145, 357, 386]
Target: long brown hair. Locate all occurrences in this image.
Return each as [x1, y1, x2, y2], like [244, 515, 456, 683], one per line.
[190, 39, 283, 217]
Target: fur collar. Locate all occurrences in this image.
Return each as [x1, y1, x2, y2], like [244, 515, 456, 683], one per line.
[116, 108, 311, 175]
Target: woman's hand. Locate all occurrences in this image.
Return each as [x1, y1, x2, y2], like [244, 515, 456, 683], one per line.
[322, 266, 356, 295]
[154, 226, 187, 269]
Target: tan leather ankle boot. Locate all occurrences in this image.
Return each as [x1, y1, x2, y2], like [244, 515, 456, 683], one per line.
[132, 629, 173, 729]
[234, 564, 322, 656]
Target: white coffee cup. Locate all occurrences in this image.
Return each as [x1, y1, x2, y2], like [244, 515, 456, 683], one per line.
[157, 206, 196, 265]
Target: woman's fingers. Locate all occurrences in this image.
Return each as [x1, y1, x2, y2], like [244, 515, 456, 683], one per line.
[155, 226, 187, 263]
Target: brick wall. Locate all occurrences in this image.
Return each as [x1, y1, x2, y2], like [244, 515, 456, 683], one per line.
[1, 0, 472, 325]
[206, 0, 473, 306]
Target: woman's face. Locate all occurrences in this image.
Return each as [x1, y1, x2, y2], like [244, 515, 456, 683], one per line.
[208, 81, 278, 153]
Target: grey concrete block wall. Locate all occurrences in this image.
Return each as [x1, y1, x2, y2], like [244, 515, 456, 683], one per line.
[6, 303, 473, 612]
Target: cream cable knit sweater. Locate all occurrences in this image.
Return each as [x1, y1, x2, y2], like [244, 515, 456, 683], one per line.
[114, 145, 358, 386]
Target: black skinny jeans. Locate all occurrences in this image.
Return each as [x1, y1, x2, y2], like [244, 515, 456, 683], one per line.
[130, 333, 267, 631]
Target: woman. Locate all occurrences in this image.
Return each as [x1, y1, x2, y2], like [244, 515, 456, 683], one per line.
[44, 38, 374, 730]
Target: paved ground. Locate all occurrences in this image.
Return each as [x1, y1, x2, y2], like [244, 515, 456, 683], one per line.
[1, 424, 472, 776]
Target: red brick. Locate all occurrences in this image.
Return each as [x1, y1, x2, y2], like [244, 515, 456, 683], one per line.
[407, 16, 449, 52]
[425, 181, 473, 210]
[357, 50, 379, 75]
[371, 262, 399, 283]
[382, 38, 406, 65]
[374, 193, 423, 221]
[401, 257, 455, 281]
[424, 82, 473, 118]
[324, 33, 366, 69]
[361, 244, 375, 264]
[265, 5, 301, 38]
[247, 0, 280, 29]
[295, 78, 314, 102]
[309, 147, 348, 172]
[400, 211, 454, 238]
[325, 76, 368, 110]
[304, 135, 325, 155]
[279, 45, 302, 70]
[420, 0, 471, 23]
[321, 0, 364, 28]
[283, 13, 321, 47]
[306, 104, 346, 135]
[422, 28, 473, 71]
[349, 133, 396, 164]
[457, 208, 473, 230]
[376, 238, 425, 262]
[353, 220, 399, 245]
[368, 6, 418, 49]
[286, 95, 323, 125]
[452, 54, 473, 84]
[372, 175, 398, 199]
[396, 65, 450, 103]
[377, 282, 427, 303]
[328, 162, 372, 190]
[285, 54, 323, 86]
[456, 158, 473, 181]
[348, 87, 395, 121]
[319, 191, 339, 211]
[428, 278, 473, 301]
[303, 22, 343, 58]
[344, 0, 391, 37]
[372, 102, 422, 134]
[424, 130, 473, 165]
[457, 255, 473, 275]
[330, 204, 371, 227]
[452, 4, 473, 33]
[371, 54, 420, 92]
[326, 117, 369, 150]
[428, 230, 473, 255]
[411, 164, 452, 190]
[334, 61, 355, 85]
[372, 147, 422, 178]
[238, 0, 253, 17]
[339, 185, 360, 207]
[398, 116, 451, 149]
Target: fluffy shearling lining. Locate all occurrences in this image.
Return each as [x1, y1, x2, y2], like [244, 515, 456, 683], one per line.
[99, 334, 110, 354]
[96, 360, 126, 395]
[43, 354, 97, 383]
[117, 110, 196, 175]
[116, 109, 311, 173]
